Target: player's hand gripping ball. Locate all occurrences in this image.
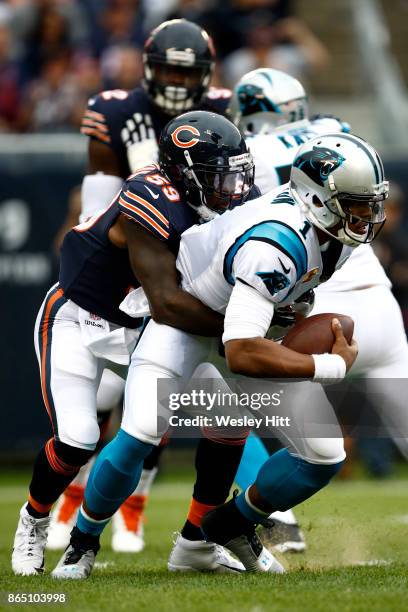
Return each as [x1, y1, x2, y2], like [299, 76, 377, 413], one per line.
[281, 313, 354, 354]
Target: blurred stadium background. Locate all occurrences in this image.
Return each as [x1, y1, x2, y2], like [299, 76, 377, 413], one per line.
[1, 2, 408, 607]
[1, 0, 408, 473]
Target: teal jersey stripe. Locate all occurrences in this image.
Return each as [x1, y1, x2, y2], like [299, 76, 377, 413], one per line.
[223, 220, 308, 285]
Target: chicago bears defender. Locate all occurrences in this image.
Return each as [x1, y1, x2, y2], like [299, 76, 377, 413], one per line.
[51, 131, 387, 578]
[11, 112, 255, 577]
[48, 17, 234, 553]
[227, 68, 408, 555]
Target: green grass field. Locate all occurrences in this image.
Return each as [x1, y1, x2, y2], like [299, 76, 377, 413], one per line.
[1, 465, 408, 612]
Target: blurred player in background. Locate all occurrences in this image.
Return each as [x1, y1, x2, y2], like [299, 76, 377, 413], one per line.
[227, 67, 408, 554]
[47, 17, 233, 554]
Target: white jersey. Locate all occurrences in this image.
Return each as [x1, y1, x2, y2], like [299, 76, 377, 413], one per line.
[248, 119, 391, 293]
[177, 184, 352, 314]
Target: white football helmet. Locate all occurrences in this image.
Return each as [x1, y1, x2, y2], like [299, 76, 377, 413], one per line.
[290, 133, 388, 246]
[228, 68, 308, 135]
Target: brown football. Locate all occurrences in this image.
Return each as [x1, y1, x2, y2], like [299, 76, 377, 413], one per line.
[281, 313, 354, 355]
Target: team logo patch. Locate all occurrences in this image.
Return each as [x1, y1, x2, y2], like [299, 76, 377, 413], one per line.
[171, 125, 200, 148]
[293, 146, 345, 187]
[256, 270, 290, 296]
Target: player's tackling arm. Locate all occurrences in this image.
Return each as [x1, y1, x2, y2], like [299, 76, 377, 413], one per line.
[123, 219, 224, 336]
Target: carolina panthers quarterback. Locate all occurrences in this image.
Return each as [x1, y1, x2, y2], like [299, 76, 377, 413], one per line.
[228, 67, 408, 555]
[49, 123, 387, 577]
[48, 17, 234, 554]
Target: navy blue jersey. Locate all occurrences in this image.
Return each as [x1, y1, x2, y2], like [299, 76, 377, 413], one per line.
[81, 86, 232, 178]
[59, 164, 197, 328]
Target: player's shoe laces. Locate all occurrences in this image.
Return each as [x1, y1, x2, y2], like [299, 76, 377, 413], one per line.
[46, 485, 84, 550]
[168, 533, 245, 573]
[51, 527, 100, 580]
[111, 494, 146, 553]
[12, 504, 50, 576]
[259, 518, 306, 553]
[201, 500, 285, 573]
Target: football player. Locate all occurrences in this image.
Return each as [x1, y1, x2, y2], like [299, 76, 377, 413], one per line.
[228, 68, 408, 554]
[48, 17, 233, 553]
[11, 112, 254, 577]
[51, 129, 386, 578]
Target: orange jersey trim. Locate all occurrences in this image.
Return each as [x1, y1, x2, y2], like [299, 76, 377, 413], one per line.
[40, 289, 64, 421]
[124, 191, 169, 226]
[81, 117, 109, 133]
[119, 197, 169, 239]
[84, 109, 106, 122]
[80, 126, 111, 144]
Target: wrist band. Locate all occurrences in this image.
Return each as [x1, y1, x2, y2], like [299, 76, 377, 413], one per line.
[312, 353, 347, 384]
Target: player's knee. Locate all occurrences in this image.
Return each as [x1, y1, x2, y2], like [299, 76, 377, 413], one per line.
[125, 420, 164, 446]
[58, 416, 100, 451]
[304, 437, 346, 465]
[53, 439, 94, 468]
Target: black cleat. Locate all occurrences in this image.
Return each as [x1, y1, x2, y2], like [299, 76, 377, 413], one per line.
[202, 499, 285, 573]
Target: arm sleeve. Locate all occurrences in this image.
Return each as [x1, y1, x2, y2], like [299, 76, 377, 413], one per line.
[80, 173, 123, 221]
[117, 180, 170, 242]
[223, 280, 275, 343]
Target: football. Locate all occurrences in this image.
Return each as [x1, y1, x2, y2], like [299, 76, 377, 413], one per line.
[281, 313, 354, 354]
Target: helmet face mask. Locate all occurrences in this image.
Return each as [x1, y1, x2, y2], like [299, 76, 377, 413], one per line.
[290, 134, 388, 246]
[143, 19, 215, 115]
[159, 111, 255, 221]
[183, 153, 255, 216]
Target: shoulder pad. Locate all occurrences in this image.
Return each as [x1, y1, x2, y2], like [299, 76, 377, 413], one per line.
[202, 87, 232, 115]
[80, 88, 148, 144]
[118, 165, 179, 241]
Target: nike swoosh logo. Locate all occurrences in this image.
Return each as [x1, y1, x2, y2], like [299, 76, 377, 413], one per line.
[278, 258, 290, 274]
[144, 185, 160, 200]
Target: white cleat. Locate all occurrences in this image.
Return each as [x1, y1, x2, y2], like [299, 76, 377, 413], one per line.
[111, 497, 145, 553]
[168, 533, 245, 573]
[12, 504, 50, 576]
[51, 527, 99, 580]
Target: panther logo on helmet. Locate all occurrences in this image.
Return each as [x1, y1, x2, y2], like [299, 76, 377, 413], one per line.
[171, 125, 200, 148]
[237, 84, 277, 117]
[293, 147, 345, 188]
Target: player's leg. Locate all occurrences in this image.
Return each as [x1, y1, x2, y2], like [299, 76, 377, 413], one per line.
[47, 368, 123, 550]
[51, 320, 211, 579]
[12, 290, 102, 576]
[234, 433, 306, 553]
[202, 381, 345, 572]
[111, 436, 168, 553]
[169, 362, 246, 573]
